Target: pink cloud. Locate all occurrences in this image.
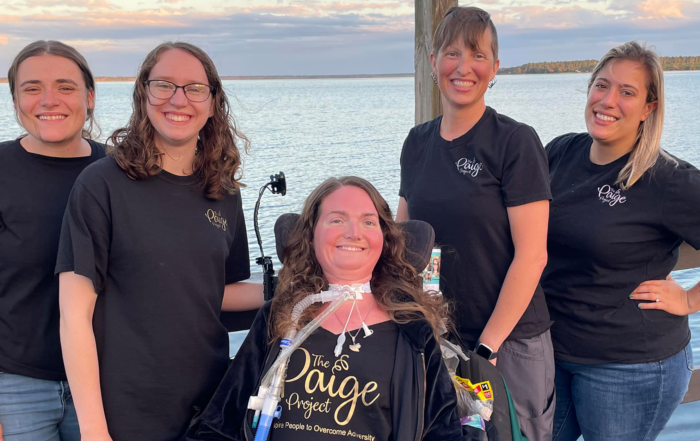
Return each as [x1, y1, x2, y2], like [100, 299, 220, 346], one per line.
[232, 2, 408, 17]
[0, 34, 8, 45]
[0, 15, 22, 23]
[636, 0, 690, 19]
[23, 0, 118, 9]
[487, 1, 700, 31]
[315, 2, 405, 12]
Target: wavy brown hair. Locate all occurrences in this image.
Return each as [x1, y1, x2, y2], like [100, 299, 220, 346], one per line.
[271, 176, 449, 340]
[8, 40, 98, 139]
[108, 42, 249, 199]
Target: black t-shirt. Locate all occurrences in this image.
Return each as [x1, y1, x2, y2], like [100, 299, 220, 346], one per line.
[270, 321, 397, 441]
[399, 108, 552, 345]
[0, 138, 105, 381]
[543, 133, 700, 364]
[55, 157, 251, 441]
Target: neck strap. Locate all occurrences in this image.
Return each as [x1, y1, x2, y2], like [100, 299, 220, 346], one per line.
[328, 282, 371, 299]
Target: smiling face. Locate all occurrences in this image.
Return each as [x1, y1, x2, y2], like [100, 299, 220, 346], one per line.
[585, 59, 657, 152]
[430, 29, 499, 114]
[14, 54, 94, 147]
[145, 48, 214, 151]
[313, 185, 384, 285]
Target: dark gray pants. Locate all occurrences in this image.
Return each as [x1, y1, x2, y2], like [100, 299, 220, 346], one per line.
[497, 329, 556, 441]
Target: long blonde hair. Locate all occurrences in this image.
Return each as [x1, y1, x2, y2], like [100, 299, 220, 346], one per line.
[588, 41, 676, 189]
[271, 176, 449, 341]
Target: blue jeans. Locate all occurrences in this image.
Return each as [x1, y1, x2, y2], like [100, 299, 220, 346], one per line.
[0, 372, 80, 440]
[552, 344, 693, 441]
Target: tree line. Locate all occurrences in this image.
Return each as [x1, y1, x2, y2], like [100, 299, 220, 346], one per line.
[499, 56, 700, 74]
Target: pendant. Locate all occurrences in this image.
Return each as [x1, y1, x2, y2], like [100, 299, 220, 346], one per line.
[349, 334, 361, 352]
[334, 334, 346, 357]
[362, 323, 373, 338]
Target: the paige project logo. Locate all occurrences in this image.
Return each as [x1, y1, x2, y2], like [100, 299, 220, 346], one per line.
[597, 184, 627, 207]
[455, 157, 484, 177]
[205, 209, 228, 231]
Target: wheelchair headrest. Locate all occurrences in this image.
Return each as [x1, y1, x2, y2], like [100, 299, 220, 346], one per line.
[274, 213, 435, 272]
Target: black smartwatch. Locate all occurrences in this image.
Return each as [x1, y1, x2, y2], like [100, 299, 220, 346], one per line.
[475, 342, 498, 360]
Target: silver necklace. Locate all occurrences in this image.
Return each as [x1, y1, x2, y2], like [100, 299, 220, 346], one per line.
[333, 298, 376, 353]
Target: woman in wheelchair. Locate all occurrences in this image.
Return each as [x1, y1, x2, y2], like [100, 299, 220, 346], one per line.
[183, 176, 479, 441]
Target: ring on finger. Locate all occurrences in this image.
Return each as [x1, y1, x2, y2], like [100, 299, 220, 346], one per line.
[655, 295, 659, 302]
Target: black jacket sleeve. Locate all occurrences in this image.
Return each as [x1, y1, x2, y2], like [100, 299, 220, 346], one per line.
[182, 303, 273, 440]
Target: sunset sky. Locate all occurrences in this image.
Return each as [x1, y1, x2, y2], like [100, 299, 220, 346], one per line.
[0, 0, 698, 76]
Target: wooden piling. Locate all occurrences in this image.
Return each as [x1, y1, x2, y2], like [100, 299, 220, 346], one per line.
[415, 0, 457, 125]
[675, 244, 700, 403]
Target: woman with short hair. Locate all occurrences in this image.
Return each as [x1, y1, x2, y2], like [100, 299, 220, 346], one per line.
[397, 7, 554, 440]
[543, 41, 700, 441]
[0, 40, 105, 440]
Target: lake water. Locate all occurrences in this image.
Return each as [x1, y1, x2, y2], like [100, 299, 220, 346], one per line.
[1, 73, 698, 366]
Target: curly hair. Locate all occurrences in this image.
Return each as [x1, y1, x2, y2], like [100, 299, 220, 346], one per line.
[108, 42, 249, 200]
[8, 40, 98, 139]
[271, 176, 449, 340]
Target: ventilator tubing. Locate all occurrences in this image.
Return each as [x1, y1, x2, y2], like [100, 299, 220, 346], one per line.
[249, 286, 361, 441]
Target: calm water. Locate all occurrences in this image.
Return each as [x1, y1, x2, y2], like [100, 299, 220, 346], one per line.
[1, 73, 699, 363]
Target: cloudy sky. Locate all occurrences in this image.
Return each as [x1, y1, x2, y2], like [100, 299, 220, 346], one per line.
[0, 0, 698, 76]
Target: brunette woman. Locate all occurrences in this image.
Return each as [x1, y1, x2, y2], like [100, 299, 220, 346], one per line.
[0, 40, 105, 440]
[397, 7, 553, 440]
[183, 176, 478, 441]
[543, 41, 699, 441]
[56, 42, 262, 441]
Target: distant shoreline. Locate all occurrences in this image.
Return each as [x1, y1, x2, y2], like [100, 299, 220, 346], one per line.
[0, 73, 415, 83]
[498, 56, 700, 75]
[1, 64, 698, 83]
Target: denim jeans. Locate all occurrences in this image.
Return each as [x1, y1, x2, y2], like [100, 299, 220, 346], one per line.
[552, 344, 693, 441]
[0, 372, 80, 440]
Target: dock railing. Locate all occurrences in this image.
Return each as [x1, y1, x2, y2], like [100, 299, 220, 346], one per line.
[676, 243, 700, 404]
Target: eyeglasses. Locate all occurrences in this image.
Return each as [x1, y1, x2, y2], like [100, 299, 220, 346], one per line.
[144, 80, 214, 102]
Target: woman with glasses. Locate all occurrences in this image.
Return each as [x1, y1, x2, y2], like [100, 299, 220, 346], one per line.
[56, 42, 262, 441]
[0, 40, 104, 441]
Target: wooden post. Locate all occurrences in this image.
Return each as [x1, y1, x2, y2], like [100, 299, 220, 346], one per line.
[415, 0, 457, 125]
[676, 242, 700, 404]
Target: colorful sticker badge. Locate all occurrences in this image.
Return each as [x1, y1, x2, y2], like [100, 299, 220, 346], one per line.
[422, 248, 441, 292]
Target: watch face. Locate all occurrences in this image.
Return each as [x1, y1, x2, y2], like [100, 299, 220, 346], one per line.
[475, 344, 493, 360]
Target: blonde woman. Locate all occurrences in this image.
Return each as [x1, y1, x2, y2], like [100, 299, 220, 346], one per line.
[542, 41, 700, 441]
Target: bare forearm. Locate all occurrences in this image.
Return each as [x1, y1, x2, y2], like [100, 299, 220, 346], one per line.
[222, 282, 264, 311]
[688, 282, 700, 314]
[395, 197, 409, 222]
[60, 317, 109, 437]
[59, 272, 111, 439]
[479, 254, 547, 351]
